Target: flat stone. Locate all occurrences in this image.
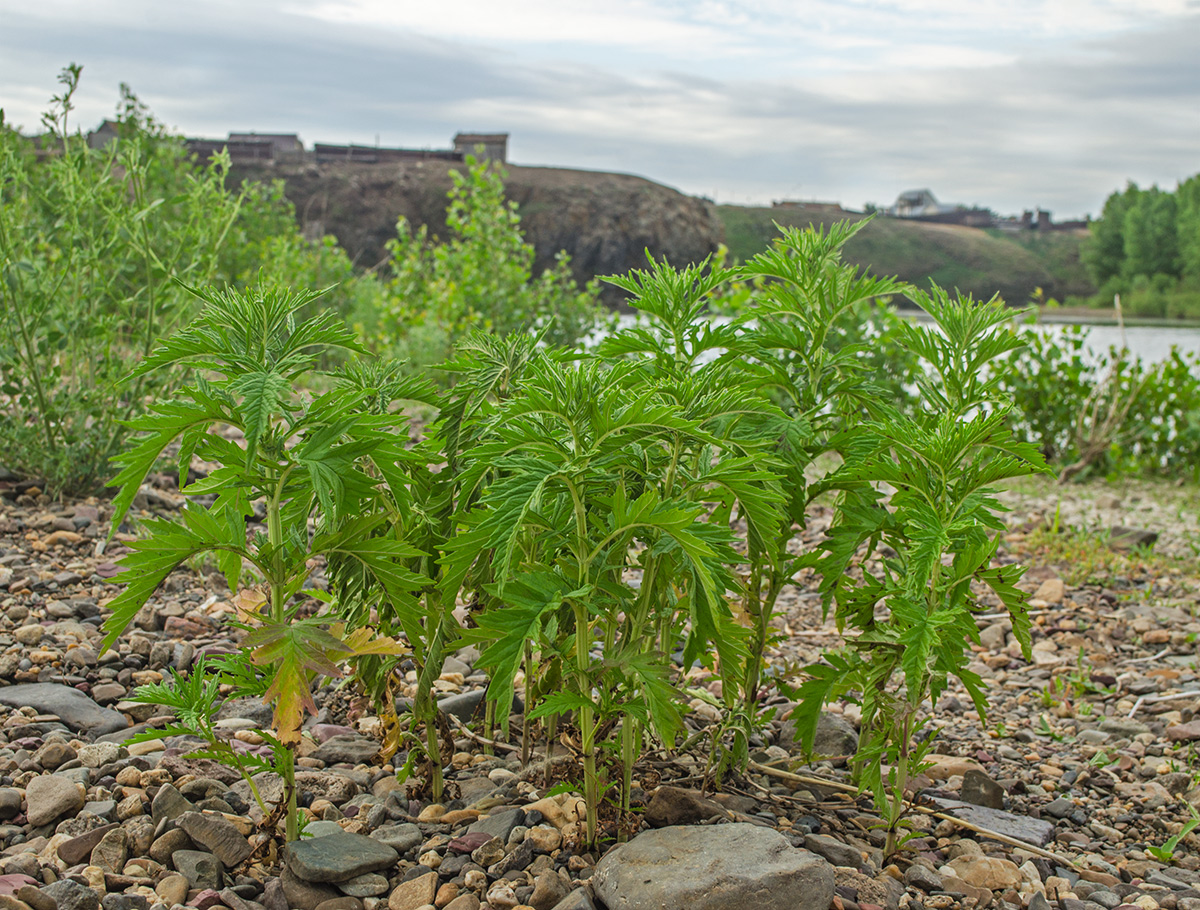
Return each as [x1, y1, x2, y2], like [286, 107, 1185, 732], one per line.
[77, 742, 123, 768]
[1045, 797, 1075, 819]
[948, 855, 1023, 891]
[151, 782, 196, 823]
[645, 786, 727, 827]
[336, 872, 390, 897]
[804, 834, 865, 870]
[221, 888, 271, 910]
[467, 807, 525, 843]
[41, 879, 101, 910]
[387, 870, 437, 910]
[25, 773, 84, 826]
[1107, 527, 1157, 551]
[779, 710, 859, 759]
[0, 684, 127, 735]
[593, 823, 834, 910]
[177, 810, 252, 866]
[905, 865, 944, 892]
[17, 884, 56, 910]
[544, 892, 593, 910]
[310, 735, 380, 765]
[925, 755, 986, 780]
[314, 900, 363, 910]
[281, 866, 342, 910]
[436, 689, 524, 722]
[1167, 721, 1200, 743]
[149, 827, 193, 865]
[1099, 719, 1151, 738]
[927, 797, 1056, 847]
[89, 827, 128, 874]
[530, 871, 571, 910]
[371, 824, 424, 854]
[284, 831, 398, 883]
[0, 789, 20, 821]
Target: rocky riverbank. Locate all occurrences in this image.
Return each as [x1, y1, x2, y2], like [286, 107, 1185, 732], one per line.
[0, 472, 1196, 910]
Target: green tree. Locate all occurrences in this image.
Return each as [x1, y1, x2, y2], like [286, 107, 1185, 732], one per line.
[1176, 175, 1200, 281]
[1082, 182, 1139, 286]
[1122, 186, 1178, 281]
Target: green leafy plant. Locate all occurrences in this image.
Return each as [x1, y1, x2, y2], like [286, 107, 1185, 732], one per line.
[105, 283, 429, 841]
[445, 345, 761, 846]
[380, 154, 604, 372]
[124, 656, 274, 818]
[791, 286, 1047, 855]
[731, 219, 912, 727]
[0, 65, 242, 493]
[1146, 802, 1200, 863]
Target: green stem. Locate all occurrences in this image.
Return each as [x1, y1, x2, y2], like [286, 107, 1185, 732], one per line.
[279, 742, 299, 842]
[619, 718, 636, 842]
[743, 572, 783, 716]
[0, 221, 57, 456]
[521, 641, 533, 767]
[483, 697, 495, 756]
[413, 592, 454, 803]
[573, 598, 598, 848]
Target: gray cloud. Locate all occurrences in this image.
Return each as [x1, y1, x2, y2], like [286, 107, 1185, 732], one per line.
[2, 5, 1197, 218]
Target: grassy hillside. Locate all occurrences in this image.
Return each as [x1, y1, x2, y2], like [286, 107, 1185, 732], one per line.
[718, 204, 1094, 306]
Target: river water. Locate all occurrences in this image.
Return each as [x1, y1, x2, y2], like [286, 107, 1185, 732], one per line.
[607, 313, 1200, 364]
[1025, 321, 1200, 362]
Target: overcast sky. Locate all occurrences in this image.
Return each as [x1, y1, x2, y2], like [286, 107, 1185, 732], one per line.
[2, 0, 1198, 218]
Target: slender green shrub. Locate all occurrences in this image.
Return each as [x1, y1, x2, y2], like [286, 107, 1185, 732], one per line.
[0, 66, 241, 493]
[379, 155, 604, 372]
[107, 284, 431, 840]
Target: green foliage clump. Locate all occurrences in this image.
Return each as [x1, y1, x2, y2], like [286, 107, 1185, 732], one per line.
[379, 155, 604, 372]
[997, 325, 1200, 481]
[106, 284, 438, 841]
[103, 216, 1041, 851]
[0, 66, 242, 493]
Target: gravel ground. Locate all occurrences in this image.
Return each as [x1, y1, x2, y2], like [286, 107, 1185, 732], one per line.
[0, 471, 1197, 910]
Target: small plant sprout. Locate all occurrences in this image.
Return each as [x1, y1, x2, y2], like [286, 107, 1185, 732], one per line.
[1146, 802, 1200, 864]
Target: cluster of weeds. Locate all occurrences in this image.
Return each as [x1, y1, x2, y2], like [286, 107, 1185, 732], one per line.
[105, 222, 1043, 851]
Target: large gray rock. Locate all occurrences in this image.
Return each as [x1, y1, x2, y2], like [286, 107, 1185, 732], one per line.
[25, 774, 85, 826]
[926, 797, 1056, 847]
[593, 823, 834, 910]
[283, 830, 398, 883]
[0, 684, 128, 736]
[41, 879, 101, 910]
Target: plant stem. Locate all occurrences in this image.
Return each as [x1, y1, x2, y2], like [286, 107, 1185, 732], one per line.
[279, 743, 299, 843]
[413, 593, 453, 803]
[573, 598, 598, 847]
[521, 641, 533, 767]
[619, 717, 637, 842]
